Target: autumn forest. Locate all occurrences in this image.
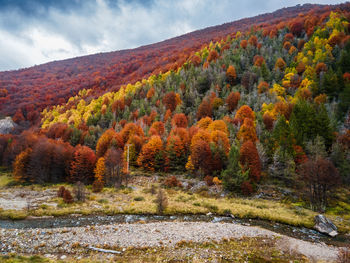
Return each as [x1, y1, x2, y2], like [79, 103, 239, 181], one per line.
[1, 2, 350, 213]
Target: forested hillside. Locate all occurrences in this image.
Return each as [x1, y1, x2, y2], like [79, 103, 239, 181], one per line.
[1, 3, 350, 212]
[0, 3, 347, 126]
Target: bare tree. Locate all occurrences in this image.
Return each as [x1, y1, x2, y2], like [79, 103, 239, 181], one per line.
[73, 181, 86, 202]
[105, 147, 124, 188]
[156, 189, 168, 214]
[298, 158, 340, 211]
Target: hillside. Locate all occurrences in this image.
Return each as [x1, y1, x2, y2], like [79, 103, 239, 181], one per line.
[0, 3, 347, 125]
[1, 2, 350, 261]
[0, 0, 348, 200]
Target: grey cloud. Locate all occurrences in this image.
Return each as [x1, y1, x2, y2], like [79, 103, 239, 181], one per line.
[0, 0, 344, 71]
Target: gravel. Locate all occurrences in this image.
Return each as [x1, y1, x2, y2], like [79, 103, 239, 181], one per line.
[0, 221, 342, 262]
[0, 189, 57, 210]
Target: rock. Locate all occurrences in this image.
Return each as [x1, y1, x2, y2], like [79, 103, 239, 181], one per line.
[206, 212, 212, 216]
[0, 117, 16, 134]
[314, 214, 338, 237]
[189, 181, 207, 193]
[60, 255, 67, 260]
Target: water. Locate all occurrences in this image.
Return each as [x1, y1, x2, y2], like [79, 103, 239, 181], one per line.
[0, 214, 348, 247]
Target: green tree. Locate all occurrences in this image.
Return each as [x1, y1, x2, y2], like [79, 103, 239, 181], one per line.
[221, 141, 249, 193]
[290, 100, 334, 148]
[273, 115, 294, 155]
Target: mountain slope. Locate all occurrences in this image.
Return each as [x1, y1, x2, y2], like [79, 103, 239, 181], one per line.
[0, 3, 347, 125]
[0, 3, 349, 221]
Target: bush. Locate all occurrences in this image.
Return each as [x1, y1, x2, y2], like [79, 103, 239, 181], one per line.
[156, 189, 168, 214]
[63, 189, 74, 203]
[73, 181, 86, 202]
[204, 175, 214, 186]
[223, 209, 232, 215]
[163, 176, 182, 188]
[134, 196, 145, 201]
[57, 186, 66, 198]
[241, 181, 254, 196]
[92, 180, 104, 193]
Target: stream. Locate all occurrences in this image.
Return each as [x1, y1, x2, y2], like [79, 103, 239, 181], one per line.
[0, 214, 349, 247]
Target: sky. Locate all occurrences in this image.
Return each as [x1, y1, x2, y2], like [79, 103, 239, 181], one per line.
[0, 0, 345, 71]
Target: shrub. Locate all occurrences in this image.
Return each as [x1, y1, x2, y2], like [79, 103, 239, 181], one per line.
[57, 186, 66, 198]
[73, 181, 86, 202]
[63, 189, 74, 204]
[204, 175, 214, 186]
[241, 181, 253, 196]
[298, 158, 340, 211]
[156, 189, 168, 214]
[163, 176, 182, 188]
[213, 177, 222, 185]
[92, 180, 104, 193]
[134, 196, 145, 201]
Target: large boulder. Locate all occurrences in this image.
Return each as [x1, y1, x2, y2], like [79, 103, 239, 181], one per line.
[314, 214, 338, 237]
[0, 117, 16, 134]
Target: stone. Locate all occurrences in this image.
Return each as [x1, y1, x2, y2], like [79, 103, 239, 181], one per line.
[60, 255, 67, 260]
[314, 214, 338, 237]
[0, 117, 16, 134]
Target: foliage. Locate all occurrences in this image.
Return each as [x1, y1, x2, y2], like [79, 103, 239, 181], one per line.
[105, 147, 125, 187]
[137, 136, 163, 172]
[222, 141, 249, 193]
[298, 158, 341, 211]
[69, 145, 96, 184]
[63, 189, 74, 204]
[239, 141, 261, 182]
[96, 129, 124, 158]
[163, 176, 182, 188]
[226, 92, 240, 112]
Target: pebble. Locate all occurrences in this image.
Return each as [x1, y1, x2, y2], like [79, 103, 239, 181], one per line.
[0, 221, 342, 262]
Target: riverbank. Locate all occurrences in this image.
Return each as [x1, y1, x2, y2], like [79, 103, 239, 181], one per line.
[0, 221, 345, 262]
[1, 172, 350, 234]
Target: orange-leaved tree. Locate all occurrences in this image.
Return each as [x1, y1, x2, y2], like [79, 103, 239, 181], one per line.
[207, 120, 229, 135]
[197, 99, 212, 120]
[171, 113, 188, 128]
[69, 145, 96, 184]
[120, 123, 144, 144]
[165, 135, 187, 171]
[149, 121, 165, 137]
[226, 91, 240, 112]
[13, 148, 32, 183]
[137, 136, 164, 171]
[96, 129, 124, 157]
[275, 58, 286, 71]
[239, 141, 261, 182]
[226, 65, 237, 85]
[94, 157, 106, 185]
[234, 105, 255, 125]
[237, 118, 258, 143]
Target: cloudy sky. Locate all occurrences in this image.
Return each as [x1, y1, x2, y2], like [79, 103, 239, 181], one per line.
[0, 0, 344, 71]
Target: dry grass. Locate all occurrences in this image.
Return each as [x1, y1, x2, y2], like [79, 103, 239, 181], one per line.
[0, 174, 12, 188]
[0, 173, 349, 233]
